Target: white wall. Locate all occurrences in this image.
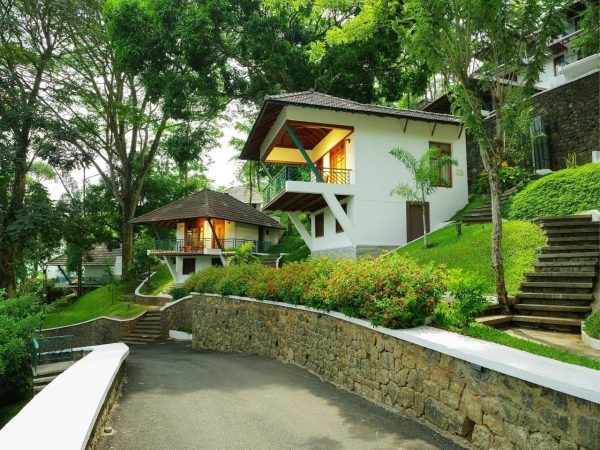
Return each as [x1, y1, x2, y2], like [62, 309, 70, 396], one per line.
[279, 105, 468, 251]
[174, 255, 215, 284]
[235, 223, 259, 241]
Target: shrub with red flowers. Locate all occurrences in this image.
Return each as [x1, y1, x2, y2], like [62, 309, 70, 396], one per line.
[184, 255, 446, 330]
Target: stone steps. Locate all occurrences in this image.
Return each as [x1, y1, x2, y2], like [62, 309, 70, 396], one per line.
[508, 214, 599, 332]
[33, 361, 74, 395]
[475, 315, 512, 327]
[122, 312, 163, 345]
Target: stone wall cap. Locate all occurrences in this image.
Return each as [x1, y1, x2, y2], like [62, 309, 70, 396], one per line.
[203, 294, 600, 405]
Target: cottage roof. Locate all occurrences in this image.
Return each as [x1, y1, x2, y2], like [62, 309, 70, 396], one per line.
[48, 245, 122, 267]
[130, 188, 284, 229]
[241, 90, 461, 160]
[224, 187, 263, 205]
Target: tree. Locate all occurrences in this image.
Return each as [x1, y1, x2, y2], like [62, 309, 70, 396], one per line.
[0, 0, 78, 295]
[226, 241, 260, 266]
[390, 147, 458, 248]
[404, 0, 563, 306]
[44, 0, 228, 280]
[572, 1, 600, 57]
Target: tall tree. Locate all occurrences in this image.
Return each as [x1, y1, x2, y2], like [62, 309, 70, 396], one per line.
[0, 0, 77, 295]
[404, 0, 562, 306]
[45, 0, 228, 279]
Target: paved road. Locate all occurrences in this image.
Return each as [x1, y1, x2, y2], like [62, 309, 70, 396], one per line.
[100, 341, 463, 450]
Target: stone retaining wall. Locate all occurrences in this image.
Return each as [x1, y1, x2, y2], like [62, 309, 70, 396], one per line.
[192, 294, 600, 450]
[42, 314, 145, 347]
[160, 296, 193, 338]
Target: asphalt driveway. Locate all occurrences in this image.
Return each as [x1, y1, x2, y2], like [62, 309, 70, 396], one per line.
[100, 341, 463, 450]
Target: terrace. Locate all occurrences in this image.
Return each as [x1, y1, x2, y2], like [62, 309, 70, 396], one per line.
[150, 237, 273, 255]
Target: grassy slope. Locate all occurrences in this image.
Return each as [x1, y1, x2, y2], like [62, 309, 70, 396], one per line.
[143, 264, 174, 295]
[394, 221, 546, 295]
[451, 196, 486, 221]
[268, 234, 306, 254]
[43, 283, 146, 328]
[462, 323, 600, 371]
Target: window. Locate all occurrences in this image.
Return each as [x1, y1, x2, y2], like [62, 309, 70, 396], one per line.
[430, 142, 452, 187]
[182, 258, 196, 275]
[211, 258, 223, 267]
[335, 203, 348, 233]
[315, 213, 324, 237]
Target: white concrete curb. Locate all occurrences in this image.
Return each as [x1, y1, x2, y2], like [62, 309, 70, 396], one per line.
[198, 293, 600, 405]
[0, 343, 129, 450]
[169, 330, 192, 341]
[42, 311, 147, 332]
[582, 323, 600, 351]
[135, 271, 172, 300]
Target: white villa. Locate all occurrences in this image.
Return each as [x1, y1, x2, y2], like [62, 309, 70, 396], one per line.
[46, 245, 123, 286]
[130, 188, 285, 283]
[240, 91, 468, 258]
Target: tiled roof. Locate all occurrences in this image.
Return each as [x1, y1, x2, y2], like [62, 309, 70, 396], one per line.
[48, 245, 122, 267]
[266, 91, 461, 124]
[224, 187, 263, 205]
[130, 188, 285, 229]
[241, 90, 461, 160]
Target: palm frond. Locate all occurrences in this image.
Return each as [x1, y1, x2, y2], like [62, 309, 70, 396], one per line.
[391, 183, 420, 201]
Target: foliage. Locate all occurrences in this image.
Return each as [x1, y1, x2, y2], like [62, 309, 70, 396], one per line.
[394, 221, 546, 295]
[571, 1, 600, 58]
[170, 287, 190, 301]
[42, 284, 146, 328]
[433, 272, 489, 328]
[472, 165, 532, 195]
[186, 256, 446, 330]
[129, 236, 160, 277]
[584, 310, 600, 340]
[390, 146, 458, 248]
[506, 164, 600, 220]
[226, 241, 260, 266]
[461, 323, 600, 371]
[281, 245, 311, 264]
[0, 292, 43, 405]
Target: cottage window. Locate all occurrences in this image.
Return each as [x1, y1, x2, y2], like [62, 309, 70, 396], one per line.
[430, 142, 452, 188]
[335, 203, 348, 233]
[315, 213, 325, 237]
[182, 258, 196, 275]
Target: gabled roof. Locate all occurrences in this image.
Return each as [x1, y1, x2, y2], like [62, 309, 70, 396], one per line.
[130, 188, 285, 229]
[48, 245, 122, 267]
[224, 186, 263, 205]
[241, 90, 461, 160]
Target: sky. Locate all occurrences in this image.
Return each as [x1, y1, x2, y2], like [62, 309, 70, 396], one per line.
[46, 119, 244, 200]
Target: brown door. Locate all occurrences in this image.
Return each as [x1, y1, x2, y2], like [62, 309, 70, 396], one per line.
[406, 202, 430, 242]
[329, 141, 346, 183]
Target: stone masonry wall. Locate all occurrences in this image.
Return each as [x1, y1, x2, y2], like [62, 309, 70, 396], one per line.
[192, 294, 600, 450]
[466, 71, 600, 190]
[160, 296, 193, 338]
[42, 314, 144, 348]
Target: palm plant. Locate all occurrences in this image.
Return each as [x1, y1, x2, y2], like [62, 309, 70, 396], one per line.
[390, 147, 458, 249]
[225, 241, 260, 266]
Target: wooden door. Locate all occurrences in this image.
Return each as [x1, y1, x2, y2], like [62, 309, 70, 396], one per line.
[406, 202, 430, 242]
[211, 219, 225, 248]
[330, 141, 346, 170]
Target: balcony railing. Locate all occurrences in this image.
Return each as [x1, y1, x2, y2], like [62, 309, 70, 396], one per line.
[151, 238, 273, 254]
[263, 165, 352, 205]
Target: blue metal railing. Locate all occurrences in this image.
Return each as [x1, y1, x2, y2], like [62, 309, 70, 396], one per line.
[262, 165, 352, 205]
[32, 335, 74, 374]
[151, 238, 273, 254]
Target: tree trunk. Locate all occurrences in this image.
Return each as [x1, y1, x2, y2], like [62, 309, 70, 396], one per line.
[76, 259, 83, 298]
[487, 163, 508, 309]
[0, 246, 17, 297]
[422, 203, 428, 249]
[121, 209, 134, 281]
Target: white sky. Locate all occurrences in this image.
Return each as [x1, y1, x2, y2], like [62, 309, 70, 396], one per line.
[46, 119, 245, 200]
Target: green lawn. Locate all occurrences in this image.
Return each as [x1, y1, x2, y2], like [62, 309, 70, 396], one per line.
[394, 221, 546, 295]
[142, 264, 174, 295]
[43, 283, 146, 328]
[460, 323, 600, 371]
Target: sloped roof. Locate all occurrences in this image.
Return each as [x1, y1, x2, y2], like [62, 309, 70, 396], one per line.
[241, 90, 461, 160]
[130, 188, 285, 229]
[224, 186, 263, 205]
[48, 245, 122, 267]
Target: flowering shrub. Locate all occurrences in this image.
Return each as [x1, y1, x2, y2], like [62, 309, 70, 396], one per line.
[185, 256, 446, 330]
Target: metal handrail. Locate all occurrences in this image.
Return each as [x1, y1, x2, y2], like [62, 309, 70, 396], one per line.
[151, 238, 272, 254]
[262, 165, 352, 205]
[32, 335, 74, 374]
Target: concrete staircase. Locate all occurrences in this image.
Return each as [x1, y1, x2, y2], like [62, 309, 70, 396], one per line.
[462, 188, 517, 225]
[33, 361, 74, 395]
[511, 215, 599, 332]
[261, 256, 279, 268]
[123, 311, 163, 345]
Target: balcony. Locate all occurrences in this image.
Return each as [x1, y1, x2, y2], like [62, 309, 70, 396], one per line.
[262, 165, 353, 212]
[150, 238, 273, 255]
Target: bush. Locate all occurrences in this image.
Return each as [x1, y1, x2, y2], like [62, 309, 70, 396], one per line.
[584, 310, 600, 340]
[129, 236, 160, 277]
[281, 244, 310, 264]
[186, 256, 447, 330]
[170, 287, 190, 300]
[472, 164, 532, 195]
[433, 272, 489, 329]
[0, 292, 43, 404]
[506, 163, 600, 220]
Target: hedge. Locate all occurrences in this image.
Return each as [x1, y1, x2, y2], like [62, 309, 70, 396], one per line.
[506, 163, 600, 220]
[185, 256, 446, 329]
